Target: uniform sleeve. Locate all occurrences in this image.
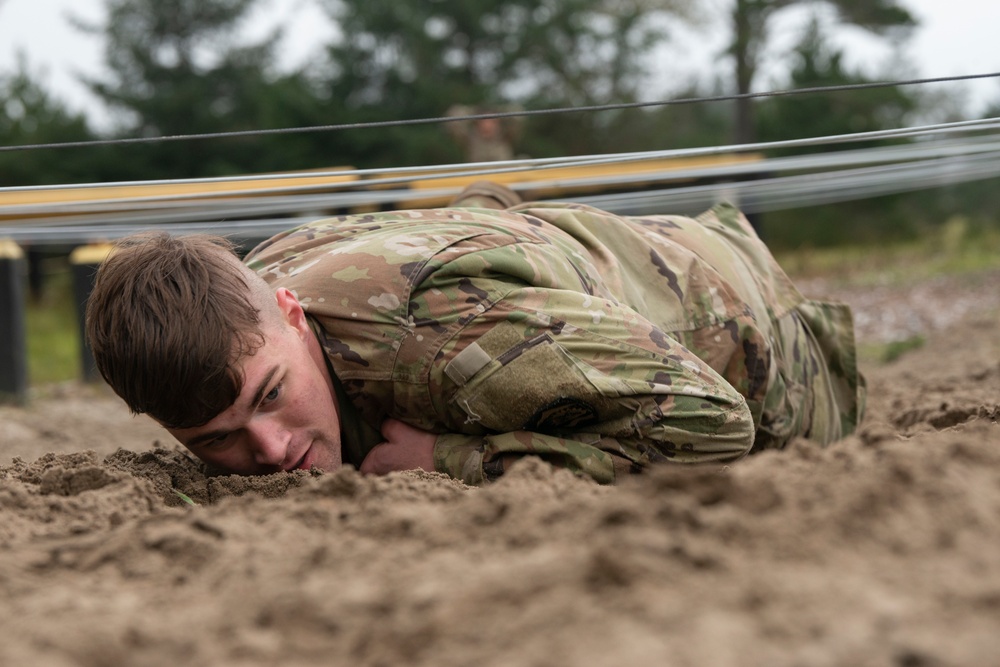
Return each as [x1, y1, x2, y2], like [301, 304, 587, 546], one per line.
[427, 286, 756, 485]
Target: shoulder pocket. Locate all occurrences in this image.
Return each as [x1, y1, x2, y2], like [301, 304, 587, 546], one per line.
[445, 324, 601, 433]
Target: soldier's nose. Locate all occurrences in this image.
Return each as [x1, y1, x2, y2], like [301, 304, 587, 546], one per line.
[246, 418, 290, 467]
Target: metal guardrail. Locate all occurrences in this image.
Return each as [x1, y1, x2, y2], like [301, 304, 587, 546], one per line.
[0, 154, 764, 243]
[3, 130, 1000, 394]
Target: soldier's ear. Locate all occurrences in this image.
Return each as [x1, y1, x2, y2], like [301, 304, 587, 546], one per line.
[274, 288, 308, 333]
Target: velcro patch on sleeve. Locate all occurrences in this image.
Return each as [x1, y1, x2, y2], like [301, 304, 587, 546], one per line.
[445, 342, 492, 386]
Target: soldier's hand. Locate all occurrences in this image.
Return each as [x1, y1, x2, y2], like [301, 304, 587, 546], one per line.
[359, 418, 437, 475]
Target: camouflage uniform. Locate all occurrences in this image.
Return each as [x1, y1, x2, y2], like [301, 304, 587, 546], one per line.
[244, 202, 865, 484]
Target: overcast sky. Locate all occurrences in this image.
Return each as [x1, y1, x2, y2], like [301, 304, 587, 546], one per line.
[1, 0, 999, 128]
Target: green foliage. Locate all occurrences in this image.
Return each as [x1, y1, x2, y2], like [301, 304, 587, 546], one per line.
[751, 18, 922, 249]
[316, 0, 691, 165]
[172, 489, 198, 506]
[8, 0, 701, 175]
[855, 335, 926, 366]
[775, 216, 1000, 283]
[823, 0, 916, 33]
[321, 0, 675, 107]
[24, 260, 81, 385]
[524, 79, 735, 159]
[756, 18, 916, 151]
[0, 0, 706, 179]
[0, 59, 98, 186]
[81, 0, 342, 178]
[87, 0, 269, 124]
[1, 0, 993, 233]
[726, 0, 915, 142]
[879, 335, 926, 363]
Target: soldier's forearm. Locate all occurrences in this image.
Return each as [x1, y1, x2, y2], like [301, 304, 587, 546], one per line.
[431, 398, 754, 486]
[432, 431, 617, 485]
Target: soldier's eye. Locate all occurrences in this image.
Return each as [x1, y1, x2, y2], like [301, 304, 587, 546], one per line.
[263, 384, 282, 404]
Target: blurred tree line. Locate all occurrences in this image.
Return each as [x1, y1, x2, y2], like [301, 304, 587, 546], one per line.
[1, 0, 998, 248]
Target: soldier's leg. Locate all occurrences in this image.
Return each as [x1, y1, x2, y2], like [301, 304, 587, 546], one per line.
[447, 181, 522, 210]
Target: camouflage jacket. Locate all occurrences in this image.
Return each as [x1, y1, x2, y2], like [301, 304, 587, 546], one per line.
[244, 202, 865, 484]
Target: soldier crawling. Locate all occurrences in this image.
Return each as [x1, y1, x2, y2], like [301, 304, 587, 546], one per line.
[85, 182, 865, 484]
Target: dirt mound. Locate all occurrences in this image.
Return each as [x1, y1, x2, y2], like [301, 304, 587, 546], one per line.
[1, 274, 999, 666]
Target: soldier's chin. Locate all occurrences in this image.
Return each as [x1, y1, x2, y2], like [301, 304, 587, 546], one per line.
[299, 440, 342, 473]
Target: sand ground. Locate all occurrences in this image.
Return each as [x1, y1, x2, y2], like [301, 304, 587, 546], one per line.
[1, 267, 999, 667]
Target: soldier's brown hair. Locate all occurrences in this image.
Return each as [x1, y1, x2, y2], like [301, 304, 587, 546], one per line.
[85, 232, 270, 429]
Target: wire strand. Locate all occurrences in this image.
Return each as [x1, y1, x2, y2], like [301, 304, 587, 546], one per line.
[2, 71, 999, 154]
[6, 130, 1000, 242]
[4, 115, 999, 195]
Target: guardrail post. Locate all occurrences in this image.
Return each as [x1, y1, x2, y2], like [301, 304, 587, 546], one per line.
[69, 244, 113, 383]
[26, 245, 46, 302]
[0, 239, 28, 404]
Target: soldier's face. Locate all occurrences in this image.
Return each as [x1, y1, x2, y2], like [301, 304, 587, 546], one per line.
[165, 289, 343, 475]
[477, 117, 500, 139]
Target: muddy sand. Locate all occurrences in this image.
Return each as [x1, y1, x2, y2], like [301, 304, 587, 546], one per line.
[1, 269, 999, 667]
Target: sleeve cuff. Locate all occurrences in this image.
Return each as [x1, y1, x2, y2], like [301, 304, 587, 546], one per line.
[433, 433, 487, 485]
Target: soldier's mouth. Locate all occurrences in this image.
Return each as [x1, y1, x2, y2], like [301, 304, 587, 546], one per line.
[285, 443, 314, 472]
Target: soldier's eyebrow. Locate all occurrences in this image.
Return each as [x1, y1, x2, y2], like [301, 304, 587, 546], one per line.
[182, 367, 279, 449]
[248, 367, 279, 408]
[186, 429, 231, 449]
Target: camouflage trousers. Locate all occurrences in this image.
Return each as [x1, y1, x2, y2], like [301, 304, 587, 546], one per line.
[754, 299, 867, 452]
[452, 181, 868, 453]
